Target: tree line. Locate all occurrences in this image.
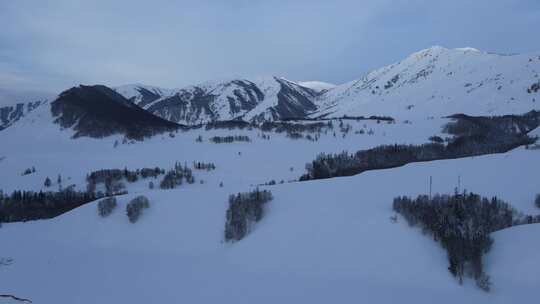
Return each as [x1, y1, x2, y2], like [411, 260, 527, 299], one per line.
[0, 189, 98, 223]
[210, 135, 251, 144]
[301, 111, 540, 180]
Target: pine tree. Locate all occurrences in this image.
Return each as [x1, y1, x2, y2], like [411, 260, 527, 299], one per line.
[44, 177, 52, 187]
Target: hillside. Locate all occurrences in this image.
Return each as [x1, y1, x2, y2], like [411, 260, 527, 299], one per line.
[0, 101, 44, 131]
[1, 144, 539, 303]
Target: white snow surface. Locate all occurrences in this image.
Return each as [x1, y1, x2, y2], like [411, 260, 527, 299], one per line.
[1, 101, 540, 303]
[298, 80, 337, 92]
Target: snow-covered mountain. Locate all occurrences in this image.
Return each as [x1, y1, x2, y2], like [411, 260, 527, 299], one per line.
[0, 100, 45, 131]
[0, 87, 53, 131]
[113, 84, 173, 108]
[4, 46, 540, 131]
[109, 47, 540, 125]
[313, 46, 540, 119]
[139, 77, 319, 125]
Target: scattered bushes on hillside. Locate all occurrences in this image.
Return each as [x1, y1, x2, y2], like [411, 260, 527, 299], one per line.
[0, 189, 98, 223]
[527, 81, 540, 93]
[126, 195, 150, 223]
[210, 135, 251, 144]
[21, 167, 36, 176]
[429, 135, 444, 143]
[261, 121, 330, 134]
[224, 188, 273, 242]
[44, 177, 52, 188]
[193, 161, 216, 171]
[86, 167, 166, 195]
[300, 111, 540, 181]
[160, 162, 194, 189]
[97, 197, 117, 217]
[394, 191, 540, 291]
[204, 120, 252, 130]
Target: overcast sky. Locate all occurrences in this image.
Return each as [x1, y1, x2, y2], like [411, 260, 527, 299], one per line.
[1, 0, 539, 93]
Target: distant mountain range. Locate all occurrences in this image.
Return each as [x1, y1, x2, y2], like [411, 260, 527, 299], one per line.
[1, 46, 539, 137]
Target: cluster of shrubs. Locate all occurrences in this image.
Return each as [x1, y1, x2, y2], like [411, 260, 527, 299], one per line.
[203, 120, 252, 130]
[260, 121, 331, 134]
[97, 197, 117, 217]
[286, 132, 303, 140]
[301, 112, 540, 180]
[393, 191, 540, 291]
[43, 175, 64, 189]
[193, 161, 216, 171]
[0, 189, 98, 223]
[21, 167, 36, 176]
[527, 81, 540, 93]
[97, 195, 150, 223]
[224, 188, 273, 242]
[210, 135, 251, 144]
[160, 162, 195, 189]
[126, 196, 150, 223]
[86, 167, 166, 195]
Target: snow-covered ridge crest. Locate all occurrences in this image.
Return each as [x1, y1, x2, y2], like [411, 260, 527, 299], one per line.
[113, 84, 174, 108]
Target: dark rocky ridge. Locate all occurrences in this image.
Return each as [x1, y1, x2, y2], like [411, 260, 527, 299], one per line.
[51, 85, 180, 139]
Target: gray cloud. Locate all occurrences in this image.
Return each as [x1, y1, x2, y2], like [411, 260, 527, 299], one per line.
[1, 0, 539, 93]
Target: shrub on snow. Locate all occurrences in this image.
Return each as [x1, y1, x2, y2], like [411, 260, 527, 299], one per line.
[97, 197, 117, 217]
[126, 195, 150, 223]
[225, 188, 273, 242]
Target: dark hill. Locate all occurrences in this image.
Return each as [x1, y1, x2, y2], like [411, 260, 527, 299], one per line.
[51, 85, 179, 139]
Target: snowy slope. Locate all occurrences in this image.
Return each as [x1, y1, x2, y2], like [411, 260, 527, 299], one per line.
[0, 88, 53, 131]
[0, 100, 45, 131]
[299, 80, 336, 92]
[1, 144, 539, 303]
[314, 46, 540, 119]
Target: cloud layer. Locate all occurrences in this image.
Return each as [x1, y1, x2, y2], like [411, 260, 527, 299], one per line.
[1, 0, 539, 93]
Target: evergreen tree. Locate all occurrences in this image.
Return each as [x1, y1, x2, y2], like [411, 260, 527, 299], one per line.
[44, 177, 52, 187]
